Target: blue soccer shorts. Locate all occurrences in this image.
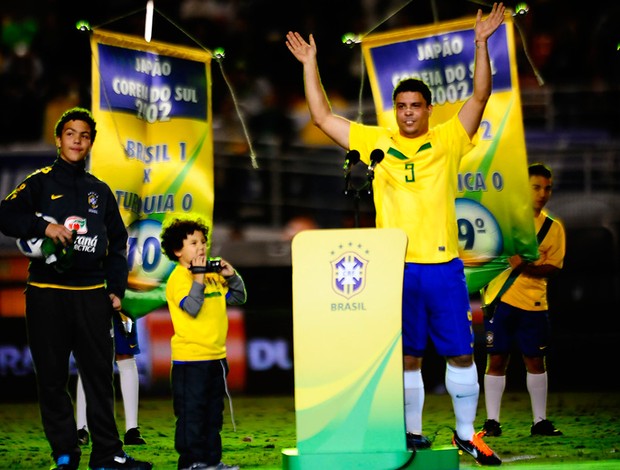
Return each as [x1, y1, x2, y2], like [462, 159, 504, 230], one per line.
[402, 258, 474, 358]
[113, 313, 140, 355]
[484, 301, 551, 357]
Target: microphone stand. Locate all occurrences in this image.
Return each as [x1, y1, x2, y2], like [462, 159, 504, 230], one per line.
[343, 181, 364, 228]
[343, 167, 374, 229]
[343, 149, 383, 227]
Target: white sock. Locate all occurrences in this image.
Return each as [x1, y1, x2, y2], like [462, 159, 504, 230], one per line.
[445, 363, 479, 441]
[75, 374, 88, 430]
[117, 357, 140, 431]
[527, 371, 548, 424]
[404, 370, 424, 435]
[484, 374, 506, 422]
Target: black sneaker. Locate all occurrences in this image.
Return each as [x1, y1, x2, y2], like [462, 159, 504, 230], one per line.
[531, 419, 563, 436]
[406, 432, 432, 449]
[51, 454, 79, 470]
[124, 427, 147, 445]
[181, 464, 240, 470]
[77, 427, 90, 446]
[481, 419, 502, 437]
[206, 464, 240, 470]
[89, 452, 153, 469]
[452, 430, 502, 466]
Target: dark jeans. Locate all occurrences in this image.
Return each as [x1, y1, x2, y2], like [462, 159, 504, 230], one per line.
[26, 286, 123, 467]
[172, 359, 229, 469]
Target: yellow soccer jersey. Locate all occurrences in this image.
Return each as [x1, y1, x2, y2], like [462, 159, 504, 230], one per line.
[349, 115, 475, 263]
[501, 210, 566, 311]
[165, 264, 230, 361]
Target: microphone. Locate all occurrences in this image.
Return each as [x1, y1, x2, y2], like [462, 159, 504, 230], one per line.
[367, 149, 384, 173]
[366, 149, 384, 189]
[343, 149, 360, 176]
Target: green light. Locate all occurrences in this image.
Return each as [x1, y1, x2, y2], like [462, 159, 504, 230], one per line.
[213, 47, 225, 59]
[341, 32, 361, 46]
[515, 3, 529, 15]
[75, 20, 91, 32]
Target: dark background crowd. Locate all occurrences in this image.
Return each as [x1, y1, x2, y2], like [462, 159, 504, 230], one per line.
[1, 0, 618, 146]
[0, 0, 619, 396]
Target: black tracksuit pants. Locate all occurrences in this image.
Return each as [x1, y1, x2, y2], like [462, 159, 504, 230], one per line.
[25, 285, 123, 467]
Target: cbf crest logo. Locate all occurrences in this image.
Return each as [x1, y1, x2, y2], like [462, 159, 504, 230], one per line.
[331, 250, 368, 299]
[88, 192, 99, 211]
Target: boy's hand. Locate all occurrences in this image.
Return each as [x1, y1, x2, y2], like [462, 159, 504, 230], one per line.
[189, 254, 206, 277]
[219, 258, 235, 278]
[191, 254, 206, 269]
[109, 293, 122, 311]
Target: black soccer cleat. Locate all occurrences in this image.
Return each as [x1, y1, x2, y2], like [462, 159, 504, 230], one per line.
[52, 454, 79, 470]
[481, 419, 502, 437]
[452, 430, 502, 466]
[531, 419, 563, 436]
[406, 432, 432, 450]
[124, 427, 147, 445]
[77, 427, 90, 446]
[89, 452, 153, 469]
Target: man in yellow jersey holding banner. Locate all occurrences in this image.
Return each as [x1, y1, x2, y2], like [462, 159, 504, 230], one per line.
[481, 163, 565, 438]
[286, 2, 505, 466]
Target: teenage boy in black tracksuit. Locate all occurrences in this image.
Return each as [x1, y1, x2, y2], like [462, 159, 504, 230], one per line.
[0, 107, 152, 470]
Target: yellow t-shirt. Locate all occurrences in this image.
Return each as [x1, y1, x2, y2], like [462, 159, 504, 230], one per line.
[349, 115, 475, 263]
[166, 264, 230, 361]
[501, 210, 566, 311]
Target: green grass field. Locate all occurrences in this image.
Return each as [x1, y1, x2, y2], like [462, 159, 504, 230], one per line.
[1, 391, 619, 469]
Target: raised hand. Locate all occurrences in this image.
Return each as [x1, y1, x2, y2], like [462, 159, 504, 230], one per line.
[285, 31, 317, 65]
[474, 2, 506, 42]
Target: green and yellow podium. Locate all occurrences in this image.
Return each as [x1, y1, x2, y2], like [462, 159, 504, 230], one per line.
[282, 228, 458, 470]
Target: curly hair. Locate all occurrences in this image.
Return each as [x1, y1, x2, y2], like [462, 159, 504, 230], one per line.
[54, 107, 97, 143]
[160, 217, 209, 262]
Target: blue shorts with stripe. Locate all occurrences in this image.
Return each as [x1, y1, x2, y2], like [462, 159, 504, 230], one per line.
[402, 258, 474, 358]
[113, 313, 140, 355]
[484, 301, 551, 357]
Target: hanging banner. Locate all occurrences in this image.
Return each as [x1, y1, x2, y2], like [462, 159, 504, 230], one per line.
[361, 14, 538, 293]
[89, 30, 213, 301]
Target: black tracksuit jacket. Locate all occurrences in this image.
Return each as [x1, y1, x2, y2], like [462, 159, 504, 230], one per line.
[0, 156, 128, 296]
